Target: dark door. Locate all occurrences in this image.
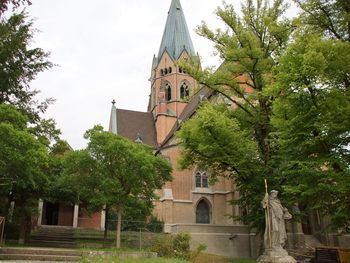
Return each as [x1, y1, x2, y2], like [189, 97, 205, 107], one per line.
[45, 202, 59, 225]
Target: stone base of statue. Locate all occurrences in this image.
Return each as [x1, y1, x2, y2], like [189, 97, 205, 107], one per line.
[257, 248, 296, 263]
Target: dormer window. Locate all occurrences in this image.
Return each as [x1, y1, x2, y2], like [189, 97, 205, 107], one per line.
[165, 83, 172, 102]
[180, 82, 190, 99]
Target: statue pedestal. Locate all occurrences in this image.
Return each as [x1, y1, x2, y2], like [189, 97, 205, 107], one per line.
[257, 248, 296, 263]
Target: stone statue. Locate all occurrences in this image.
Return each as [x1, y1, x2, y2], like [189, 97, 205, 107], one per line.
[258, 188, 296, 263]
[263, 190, 292, 250]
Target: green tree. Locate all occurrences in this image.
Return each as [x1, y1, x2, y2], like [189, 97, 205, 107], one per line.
[0, 3, 63, 242]
[177, 0, 292, 227]
[0, 104, 49, 243]
[0, 12, 53, 122]
[63, 125, 172, 248]
[294, 0, 350, 42]
[270, 0, 350, 231]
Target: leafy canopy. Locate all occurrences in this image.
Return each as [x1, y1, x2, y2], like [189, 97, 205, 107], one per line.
[0, 12, 53, 122]
[62, 125, 172, 247]
[177, 0, 292, 227]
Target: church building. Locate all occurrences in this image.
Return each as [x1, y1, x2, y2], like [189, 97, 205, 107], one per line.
[108, 0, 257, 257]
[34, 0, 349, 255]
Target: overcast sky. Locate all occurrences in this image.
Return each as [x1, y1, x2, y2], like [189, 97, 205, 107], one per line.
[25, 0, 298, 149]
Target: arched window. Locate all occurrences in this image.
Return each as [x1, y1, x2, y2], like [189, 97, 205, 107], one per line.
[164, 68, 168, 75]
[165, 83, 172, 101]
[168, 67, 172, 74]
[160, 69, 164, 76]
[180, 82, 190, 99]
[196, 200, 210, 224]
[195, 171, 208, 188]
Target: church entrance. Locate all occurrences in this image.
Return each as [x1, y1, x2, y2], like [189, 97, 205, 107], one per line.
[44, 202, 59, 225]
[41, 202, 74, 226]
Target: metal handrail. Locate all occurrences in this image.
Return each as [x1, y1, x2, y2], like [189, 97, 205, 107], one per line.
[0, 217, 5, 245]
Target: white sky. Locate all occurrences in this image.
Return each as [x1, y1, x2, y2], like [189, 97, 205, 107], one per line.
[25, 0, 298, 149]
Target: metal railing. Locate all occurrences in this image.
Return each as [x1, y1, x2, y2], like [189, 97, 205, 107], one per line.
[0, 217, 5, 245]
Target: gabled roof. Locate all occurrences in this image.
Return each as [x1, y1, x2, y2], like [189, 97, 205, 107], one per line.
[109, 107, 157, 147]
[157, 0, 195, 62]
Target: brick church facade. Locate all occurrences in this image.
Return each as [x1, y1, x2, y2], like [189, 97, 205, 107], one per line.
[107, 0, 254, 257]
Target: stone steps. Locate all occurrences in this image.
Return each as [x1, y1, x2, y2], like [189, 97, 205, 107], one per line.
[29, 226, 76, 248]
[28, 240, 76, 248]
[0, 247, 82, 261]
[304, 234, 323, 249]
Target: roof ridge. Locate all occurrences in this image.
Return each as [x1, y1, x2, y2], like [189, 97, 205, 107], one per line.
[117, 108, 151, 114]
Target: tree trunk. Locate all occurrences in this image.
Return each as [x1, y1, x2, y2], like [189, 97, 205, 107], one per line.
[18, 215, 31, 244]
[115, 208, 122, 248]
[18, 217, 26, 244]
[103, 207, 109, 247]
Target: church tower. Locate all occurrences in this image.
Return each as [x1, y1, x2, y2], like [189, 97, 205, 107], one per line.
[148, 0, 199, 145]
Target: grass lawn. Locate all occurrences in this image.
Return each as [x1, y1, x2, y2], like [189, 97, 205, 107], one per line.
[194, 253, 256, 263]
[229, 258, 256, 263]
[80, 254, 256, 263]
[80, 257, 189, 263]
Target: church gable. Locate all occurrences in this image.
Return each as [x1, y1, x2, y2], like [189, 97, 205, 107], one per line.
[109, 108, 157, 147]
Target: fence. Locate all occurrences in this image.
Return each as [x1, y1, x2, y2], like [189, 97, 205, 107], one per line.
[0, 217, 5, 245]
[75, 219, 166, 250]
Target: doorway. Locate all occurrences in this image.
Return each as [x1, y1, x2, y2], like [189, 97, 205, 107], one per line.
[44, 202, 59, 225]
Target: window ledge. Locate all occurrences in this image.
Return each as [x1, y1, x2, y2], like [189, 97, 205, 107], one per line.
[192, 188, 212, 194]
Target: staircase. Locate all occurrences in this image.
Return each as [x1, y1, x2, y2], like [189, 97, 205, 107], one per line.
[29, 225, 76, 248]
[0, 247, 82, 261]
[304, 234, 323, 249]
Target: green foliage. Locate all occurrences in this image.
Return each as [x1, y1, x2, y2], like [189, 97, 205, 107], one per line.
[177, 0, 292, 228]
[63, 125, 172, 247]
[0, 104, 52, 242]
[151, 233, 206, 262]
[295, 0, 350, 41]
[0, 3, 59, 243]
[122, 214, 164, 233]
[270, 1, 350, 231]
[80, 257, 190, 263]
[178, 0, 350, 233]
[0, 105, 49, 198]
[0, 12, 53, 122]
[152, 234, 174, 258]
[229, 258, 256, 263]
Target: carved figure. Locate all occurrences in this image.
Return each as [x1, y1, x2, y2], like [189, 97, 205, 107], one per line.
[262, 190, 292, 249]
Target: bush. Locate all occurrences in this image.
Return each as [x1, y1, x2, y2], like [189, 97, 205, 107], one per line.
[4, 221, 19, 240]
[151, 234, 174, 258]
[151, 232, 206, 262]
[173, 233, 191, 259]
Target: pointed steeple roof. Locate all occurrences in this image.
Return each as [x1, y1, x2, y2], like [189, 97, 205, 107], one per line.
[109, 99, 118, 134]
[157, 0, 195, 62]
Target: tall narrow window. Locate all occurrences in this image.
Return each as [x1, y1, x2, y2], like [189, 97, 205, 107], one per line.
[195, 171, 208, 188]
[180, 82, 190, 99]
[165, 83, 172, 101]
[196, 200, 210, 224]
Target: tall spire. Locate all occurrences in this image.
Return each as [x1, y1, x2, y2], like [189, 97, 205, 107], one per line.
[157, 0, 195, 62]
[109, 99, 117, 135]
